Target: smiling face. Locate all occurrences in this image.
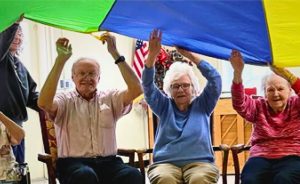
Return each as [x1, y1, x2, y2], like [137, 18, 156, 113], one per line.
[264, 74, 291, 113]
[9, 27, 23, 55]
[170, 74, 194, 110]
[72, 58, 100, 100]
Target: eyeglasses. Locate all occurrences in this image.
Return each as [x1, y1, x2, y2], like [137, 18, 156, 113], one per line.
[74, 72, 98, 79]
[170, 83, 192, 90]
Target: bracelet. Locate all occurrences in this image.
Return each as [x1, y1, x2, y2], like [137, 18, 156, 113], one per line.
[115, 56, 125, 64]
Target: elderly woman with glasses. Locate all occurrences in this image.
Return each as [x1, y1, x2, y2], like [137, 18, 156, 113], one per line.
[142, 29, 222, 184]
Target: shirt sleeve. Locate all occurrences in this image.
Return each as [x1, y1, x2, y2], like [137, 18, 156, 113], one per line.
[0, 23, 18, 61]
[142, 66, 170, 117]
[53, 92, 67, 123]
[231, 82, 258, 122]
[26, 70, 39, 111]
[109, 89, 132, 120]
[197, 60, 222, 115]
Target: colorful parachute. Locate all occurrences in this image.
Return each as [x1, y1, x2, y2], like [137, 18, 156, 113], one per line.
[1, 0, 299, 67]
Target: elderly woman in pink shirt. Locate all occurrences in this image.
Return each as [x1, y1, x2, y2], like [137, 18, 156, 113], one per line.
[229, 50, 300, 184]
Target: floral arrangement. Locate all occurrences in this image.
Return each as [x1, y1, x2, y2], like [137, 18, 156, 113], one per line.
[154, 48, 191, 90]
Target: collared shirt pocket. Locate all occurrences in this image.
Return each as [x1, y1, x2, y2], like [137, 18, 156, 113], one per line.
[99, 103, 114, 128]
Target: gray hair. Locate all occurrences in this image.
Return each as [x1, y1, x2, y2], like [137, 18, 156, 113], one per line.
[163, 62, 200, 97]
[261, 73, 291, 93]
[71, 57, 101, 76]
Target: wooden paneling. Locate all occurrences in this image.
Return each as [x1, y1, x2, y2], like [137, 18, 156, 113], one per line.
[213, 98, 252, 174]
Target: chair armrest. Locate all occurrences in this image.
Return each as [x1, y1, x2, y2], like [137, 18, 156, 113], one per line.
[231, 144, 250, 152]
[136, 148, 153, 169]
[117, 148, 136, 156]
[136, 148, 153, 154]
[38, 153, 56, 184]
[117, 149, 136, 166]
[231, 144, 245, 153]
[38, 153, 52, 163]
[213, 144, 230, 151]
[220, 144, 230, 151]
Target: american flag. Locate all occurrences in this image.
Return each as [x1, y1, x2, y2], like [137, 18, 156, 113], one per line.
[132, 39, 148, 79]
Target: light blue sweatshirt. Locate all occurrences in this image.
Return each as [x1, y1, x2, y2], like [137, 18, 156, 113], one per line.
[142, 61, 222, 167]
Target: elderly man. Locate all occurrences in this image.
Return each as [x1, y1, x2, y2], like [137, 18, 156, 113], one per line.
[38, 33, 143, 184]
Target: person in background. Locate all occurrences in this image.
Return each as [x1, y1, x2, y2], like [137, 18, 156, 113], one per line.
[0, 111, 25, 181]
[38, 33, 143, 184]
[229, 50, 300, 184]
[142, 29, 222, 184]
[0, 15, 39, 164]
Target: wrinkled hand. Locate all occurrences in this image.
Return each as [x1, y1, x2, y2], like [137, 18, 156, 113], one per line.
[175, 47, 199, 64]
[271, 65, 297, 84]
[176, 47, 191, 57]
[148, 29, 162, 60]
[98, 32, 120, 60]
[56, 38, 72, 62]
[230, 50, 244, 74]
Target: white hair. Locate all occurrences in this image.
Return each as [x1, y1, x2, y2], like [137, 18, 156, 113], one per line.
[163, 62, 200, 97]
[71, 57, 101, 76]
[261, 73, 290, 93]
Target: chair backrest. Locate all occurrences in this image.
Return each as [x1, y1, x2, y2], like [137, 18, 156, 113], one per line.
[38, 110, 57, 184]
[38, 110, 58, 169]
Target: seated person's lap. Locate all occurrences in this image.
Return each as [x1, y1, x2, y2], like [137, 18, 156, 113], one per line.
[242, 156, 300, 184]
[57, 156, 142, 184]
[148, 162, 219, 184]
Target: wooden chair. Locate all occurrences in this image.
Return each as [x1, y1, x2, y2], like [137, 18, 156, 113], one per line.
[136, 144, 230, 184]
[37, 110, 138, 184]
[231, 144, 251, 184]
